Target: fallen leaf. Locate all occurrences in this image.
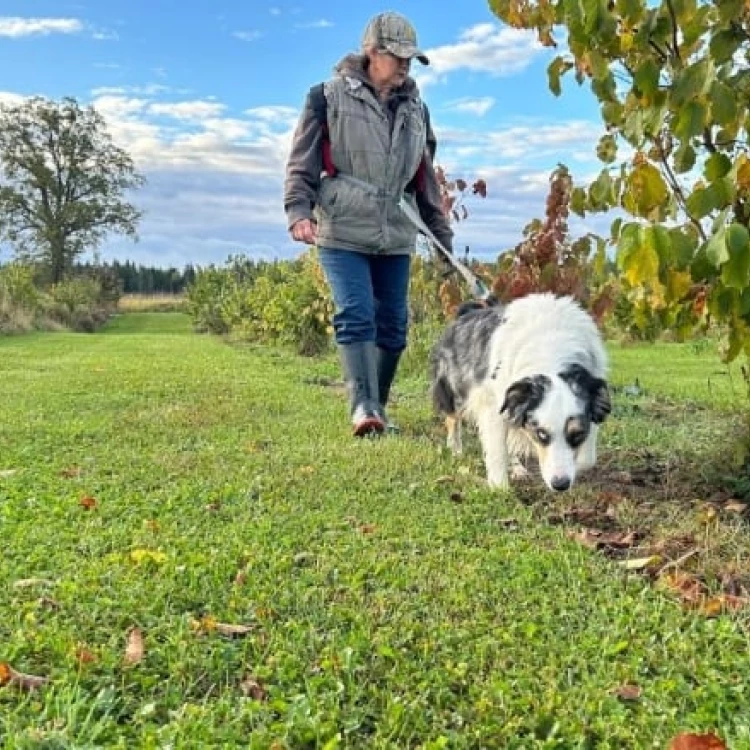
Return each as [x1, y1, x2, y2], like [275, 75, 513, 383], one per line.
[669, 732, 727, 749]
[215, 622, 253, 638]
[75, 646, 97, 665]
[0, 469, 19, 479]
[205, 502, 222, 512]
[724, 500, 748, 515]
[612, 683, 642, 701]
[570, 528, 638, 550]
[359, 523, 377, 535]
[0, 662, 49, 691]
[37, 596, 61, 610]
[660, 571, 707, 605]
[13, 578, 54, 589]
[699, 594, 750, 617]
[124, 627, 145, 665]
[619, 555, 662, 571]
[144, 519, 161, 532]
[234, 569, 248, 586]
[60, 466, 82, 479]
[240, 674, 267, 700]
[79, 496, 97, 510]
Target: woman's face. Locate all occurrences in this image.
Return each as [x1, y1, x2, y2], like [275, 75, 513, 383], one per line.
[369, 49, 411, 90]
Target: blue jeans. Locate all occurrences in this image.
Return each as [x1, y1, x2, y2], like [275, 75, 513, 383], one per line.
[318, 248, 411, 353]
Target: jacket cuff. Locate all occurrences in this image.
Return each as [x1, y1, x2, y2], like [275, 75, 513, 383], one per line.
[286, 203, 313, 231]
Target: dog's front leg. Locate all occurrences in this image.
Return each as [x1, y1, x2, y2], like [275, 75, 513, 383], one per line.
[577, 424, 598, 472]
[477, 410, 509, 489]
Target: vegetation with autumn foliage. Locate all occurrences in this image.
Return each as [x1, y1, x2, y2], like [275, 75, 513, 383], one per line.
[488, 0, 750, 363]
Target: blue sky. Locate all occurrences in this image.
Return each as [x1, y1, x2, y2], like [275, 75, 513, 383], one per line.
[0, 1, 610, 268]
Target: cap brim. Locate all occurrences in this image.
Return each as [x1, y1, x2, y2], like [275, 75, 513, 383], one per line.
[384, 41, 429, 65]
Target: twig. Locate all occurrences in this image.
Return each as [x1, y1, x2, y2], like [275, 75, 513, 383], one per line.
[658, 547, 701, 575]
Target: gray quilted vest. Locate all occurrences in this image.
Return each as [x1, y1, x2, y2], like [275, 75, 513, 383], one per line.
[314, 68, 427, 255]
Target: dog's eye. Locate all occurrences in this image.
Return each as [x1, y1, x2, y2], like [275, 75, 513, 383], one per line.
[535, 429, 550, 445]
[568, 431, 586, 448]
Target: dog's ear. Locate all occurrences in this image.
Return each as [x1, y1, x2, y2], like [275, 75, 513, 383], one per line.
[500, 375, 549, 426]
[560, 364, 612, 424]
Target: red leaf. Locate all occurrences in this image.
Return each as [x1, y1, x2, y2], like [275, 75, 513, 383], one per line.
[79, 495, 97, 510]
[669, 732, 727, 749]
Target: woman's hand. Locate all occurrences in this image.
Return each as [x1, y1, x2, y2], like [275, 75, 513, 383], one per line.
[290, 218, 318, 245]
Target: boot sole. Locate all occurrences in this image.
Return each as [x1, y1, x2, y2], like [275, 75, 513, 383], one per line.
[352, 416, 386, 437]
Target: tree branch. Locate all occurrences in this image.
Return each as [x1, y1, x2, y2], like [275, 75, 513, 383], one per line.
[665, 0, 681, 62]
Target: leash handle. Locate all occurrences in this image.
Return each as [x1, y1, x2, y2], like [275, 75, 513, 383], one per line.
[398, 197, 492, 301]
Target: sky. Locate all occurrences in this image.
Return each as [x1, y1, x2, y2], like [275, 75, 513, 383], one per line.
[0, 0, 612, 269]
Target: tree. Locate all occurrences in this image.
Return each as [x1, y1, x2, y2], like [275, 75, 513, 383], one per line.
[0, 96, 145, 283]
[488, 0, 750, 358]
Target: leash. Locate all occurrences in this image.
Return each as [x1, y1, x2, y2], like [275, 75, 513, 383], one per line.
[397, 196, 493, 302]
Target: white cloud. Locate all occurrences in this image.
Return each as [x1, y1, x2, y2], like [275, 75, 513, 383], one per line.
[295, 19, 334, 29]
[149, 100, 226, 121]
[0, 16, 83, 37]
[445, 97, 495, 117]
[91, 28, 119, 41]
[233, 30, 262, 42]
[415, 23, 545, 89]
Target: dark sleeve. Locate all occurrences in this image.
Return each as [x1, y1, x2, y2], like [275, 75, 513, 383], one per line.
[416, 109, 453, 253]
[283, 90, 323, 230]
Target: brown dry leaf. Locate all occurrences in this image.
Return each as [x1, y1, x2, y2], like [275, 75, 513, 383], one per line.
[570, 528, 638, 550]
[79, 495, 97, 510]
[699, 594, 750, 618]
[668, 732, 727, 749]
[75, 646, 97, 665]
[60, 466, 82, 479]
[359, 523, 377, 535]
[234, 569, 248, 586]
[145, 519, 161, 532]
[124, 627, 145, 665]
[0, 662, 49, 691]
[724, 500, 749, 515]
[215, 622, 253, 638]
[37, 596, 61, 610]
[205, 502, 222, 512]
[240, 675, 267, 700]
[613, 683, 642, 701]
[660, 571, 707, 605]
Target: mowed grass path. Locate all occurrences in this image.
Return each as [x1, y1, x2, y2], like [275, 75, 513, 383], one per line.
[1, 313, 749, 748]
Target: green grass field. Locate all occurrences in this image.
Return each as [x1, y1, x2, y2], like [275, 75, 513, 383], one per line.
[1, 313, 749, 748]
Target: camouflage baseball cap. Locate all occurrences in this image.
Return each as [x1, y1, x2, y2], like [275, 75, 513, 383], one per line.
[361, 11, 429, 65]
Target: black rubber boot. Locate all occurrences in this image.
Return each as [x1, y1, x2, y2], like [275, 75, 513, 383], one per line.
[339, 342, 385, 437]
[376, 347, 402, 433]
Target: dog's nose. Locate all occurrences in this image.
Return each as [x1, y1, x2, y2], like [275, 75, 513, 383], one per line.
[550, 476, 571, 492]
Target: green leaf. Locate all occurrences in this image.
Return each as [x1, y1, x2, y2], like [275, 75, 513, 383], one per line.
[547, 57, 573, 97]
[647, 224, 672, 264]
[622, 109, 645, 146]
[722, 224, 750, 289]
[618, 222, 660, 286]
[623, 162, 668, 218]
[601, 100, 624, 126]
[596, 134, 618, 164]
[704, 225, 729, 268]
[674, 100, 708, 141]
[709, 81, 738, 127]
[570, 186, 587, 216]
[686, 186, 716, 219]
[709, 29, 742, 65]
[634, 58, 660, 98]
[673, 59, 714, 105]
[704, 152, 732, 182]
[673, 144, 696, 174]
[669, 228, 699, 268]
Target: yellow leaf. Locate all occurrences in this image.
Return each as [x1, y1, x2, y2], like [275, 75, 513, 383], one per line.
[130, 549, 167, 565]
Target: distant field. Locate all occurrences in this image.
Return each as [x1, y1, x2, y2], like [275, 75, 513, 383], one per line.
[117, 293, 186, 313]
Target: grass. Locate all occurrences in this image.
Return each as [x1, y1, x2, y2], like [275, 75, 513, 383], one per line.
[1, 313, 750, 748]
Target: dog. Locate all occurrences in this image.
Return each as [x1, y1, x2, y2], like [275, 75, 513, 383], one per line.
[430, 293, 611, 492]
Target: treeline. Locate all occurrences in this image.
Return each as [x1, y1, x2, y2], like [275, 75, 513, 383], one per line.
[73, 261, 197, 295]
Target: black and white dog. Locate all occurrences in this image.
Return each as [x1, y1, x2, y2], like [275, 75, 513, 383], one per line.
[430, 293, 611, 492]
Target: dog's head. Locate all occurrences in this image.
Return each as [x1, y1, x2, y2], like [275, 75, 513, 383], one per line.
[500, 364, 611, 492]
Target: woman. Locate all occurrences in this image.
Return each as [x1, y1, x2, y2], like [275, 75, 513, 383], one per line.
[284, 11, 453, 436]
